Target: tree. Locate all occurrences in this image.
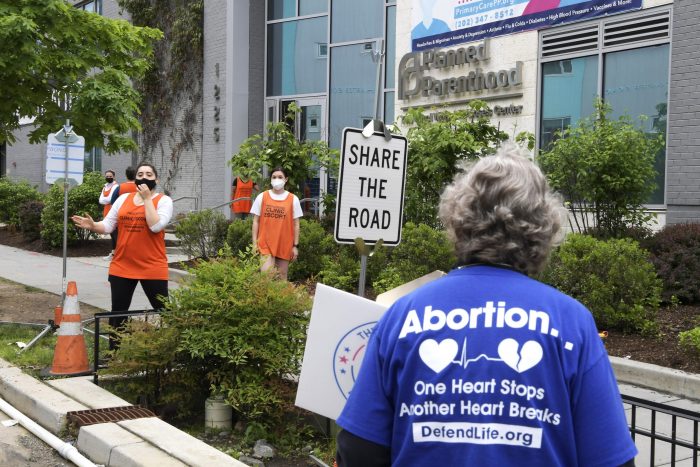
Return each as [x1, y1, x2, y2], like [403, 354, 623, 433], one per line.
[228, 103, 339, 210]
[399, 101, 509, 227]
[538, 99, 664, 238]
[0, 0, 162, 153]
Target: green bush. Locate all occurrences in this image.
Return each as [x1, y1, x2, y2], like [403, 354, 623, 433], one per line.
[174, 209, 229, 260]
[373, 222, 455, 294]
[107, 251, 312, 425]
[226, 216, 253, 255]
[0, 178, 42, 227]
[41, 171, 104, 247]
[539, 234, 661, 333]
[18, 199, 44, 241]
[288, 218, 337, 282]
[646, 223, 700, 304]
[679, 327, 700, 356]
[317, 246, 361, 293]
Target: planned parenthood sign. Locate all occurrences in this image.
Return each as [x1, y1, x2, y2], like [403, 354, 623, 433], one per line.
[411, 0, 642, 51]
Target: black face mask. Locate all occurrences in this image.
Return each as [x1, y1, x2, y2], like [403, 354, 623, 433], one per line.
[105, 177, 114, 183]
[135, 178, 157, 191]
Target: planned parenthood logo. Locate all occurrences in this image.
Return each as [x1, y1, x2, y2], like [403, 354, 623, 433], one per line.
[333, 321, 377, 400]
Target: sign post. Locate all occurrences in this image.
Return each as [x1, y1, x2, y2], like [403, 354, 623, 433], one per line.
[46, 121, 84, 300]
[334, 128, 408, 295]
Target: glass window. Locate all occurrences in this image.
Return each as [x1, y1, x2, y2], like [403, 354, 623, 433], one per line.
[267, 17, 328, 96]
[76, 0, 101, 13]
[300, 0, 327, 16]
[268, 0, 296, 20]
[604, 44, 669, 204]
[331, 0, 382, 43]
[384, 91, 395, 125]
[83, 147, 101, 173]
[385, 5, 396, 89]
[329, 43, 378, 148]
[539, 55, 598, 150]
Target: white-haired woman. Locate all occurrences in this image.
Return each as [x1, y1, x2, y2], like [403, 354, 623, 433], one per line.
[336, 145, 636, 467]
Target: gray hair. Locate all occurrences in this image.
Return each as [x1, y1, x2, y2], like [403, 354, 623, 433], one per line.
[438, 144, 566, 275]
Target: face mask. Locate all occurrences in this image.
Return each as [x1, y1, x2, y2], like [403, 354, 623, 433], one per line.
[135, 178, 157, 191]
[105, 177, 114, 183]
[271, 179, 285, 190]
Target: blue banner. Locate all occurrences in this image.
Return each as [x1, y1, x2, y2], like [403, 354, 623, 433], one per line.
[412, 0, 642, 51]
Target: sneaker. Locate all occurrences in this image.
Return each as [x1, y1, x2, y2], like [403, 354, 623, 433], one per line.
[103, 252, 114, 261]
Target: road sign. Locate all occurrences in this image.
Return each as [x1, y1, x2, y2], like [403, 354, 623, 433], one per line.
[45, 132, 85, 185]
[334, 128, 408, 246]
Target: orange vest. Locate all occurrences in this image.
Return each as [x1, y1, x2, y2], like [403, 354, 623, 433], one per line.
[256, 191, 295, 260]
[102, 183, 116, 217]
[119, 181, 137, 196]
[232, 178, 254, 213]
[109, 193, 168, 280]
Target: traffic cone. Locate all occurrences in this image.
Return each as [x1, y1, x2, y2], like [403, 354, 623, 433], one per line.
[49, 281, 90, 376]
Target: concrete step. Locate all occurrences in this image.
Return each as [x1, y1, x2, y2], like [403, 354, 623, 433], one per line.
[0, 358, 246, 466]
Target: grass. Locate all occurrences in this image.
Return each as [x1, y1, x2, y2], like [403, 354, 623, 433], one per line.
[0, 322, 108, 376]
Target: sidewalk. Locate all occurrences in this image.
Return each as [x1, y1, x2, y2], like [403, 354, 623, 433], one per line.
[0, 243, 187, 311]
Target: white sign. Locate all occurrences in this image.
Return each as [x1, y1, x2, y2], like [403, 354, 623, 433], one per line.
[334, 128, 408, 245]
[45, 132, 85, 185]
[295, 284, 388, 420]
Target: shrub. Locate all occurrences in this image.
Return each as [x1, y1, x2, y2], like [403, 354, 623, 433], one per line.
[226, 216, 253, 255]
[41, 171, 104, 247]
[174, 209, 229, 260]
[679, 327, 700, 356]
[288, 218, 337, 282]
[107, 251, 312, 425]
[373, 222, 455, 293]
[317, 246, 360, 293]
[538, 99, 663, 238]
[0, 178, 42, 227]
[18, 199, 44, 241]
[646, 223, 700, 304]
[539, 234, 661, 333]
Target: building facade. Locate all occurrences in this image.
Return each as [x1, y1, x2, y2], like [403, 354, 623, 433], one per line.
[4, 0, 700, 225]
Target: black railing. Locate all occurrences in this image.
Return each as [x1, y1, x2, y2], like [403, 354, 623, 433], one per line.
[92, 310, 162, 385]
[622, 393, 700, 466]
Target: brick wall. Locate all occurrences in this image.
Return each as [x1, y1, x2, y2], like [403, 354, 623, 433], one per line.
[666, 0, 700, 224]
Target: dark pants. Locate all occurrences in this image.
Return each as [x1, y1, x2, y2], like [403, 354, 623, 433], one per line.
[110, 229, 118, 250]
[108, 275, 168, 350]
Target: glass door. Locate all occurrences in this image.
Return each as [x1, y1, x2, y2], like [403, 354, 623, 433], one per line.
[265, 96, 327, 216]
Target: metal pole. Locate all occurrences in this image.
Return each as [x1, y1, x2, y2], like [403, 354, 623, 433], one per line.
[61, 119, 72, 303]
[372, 39, 385, 122]
[358, 254, 368, 298]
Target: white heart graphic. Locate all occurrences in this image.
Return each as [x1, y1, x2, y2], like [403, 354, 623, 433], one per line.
[498, 339, 543, 373]
[419, 339, 458, 373]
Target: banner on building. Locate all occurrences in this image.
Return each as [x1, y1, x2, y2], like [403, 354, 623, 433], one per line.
[412, 0, 642, 51]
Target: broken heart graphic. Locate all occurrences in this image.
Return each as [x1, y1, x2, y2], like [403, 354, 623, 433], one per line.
[498, 339, 543, 373]
[419, 338, 459, 373]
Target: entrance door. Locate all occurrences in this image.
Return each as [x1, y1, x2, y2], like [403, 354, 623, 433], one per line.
[265, 97, 327, 215]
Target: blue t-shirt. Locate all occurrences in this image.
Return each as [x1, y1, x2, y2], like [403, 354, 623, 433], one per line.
[337, 265, 637, 466]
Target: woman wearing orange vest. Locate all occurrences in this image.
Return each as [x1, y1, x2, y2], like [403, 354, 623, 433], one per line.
[98, 169, 118, 260]
[250, 167, 302, 281]
[72, 162, 173, 349]
[231, 176, 257, 219]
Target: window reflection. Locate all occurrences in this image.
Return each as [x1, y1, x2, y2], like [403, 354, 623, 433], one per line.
[540, 55, 598, 149]
[267, 17, 328, 96]
[268, 0, 296, 20]
[331, 0, 382, 43]
[329, 44, 378, 148]
[604, 44, 669, 204]
[300, 0, 327, 16]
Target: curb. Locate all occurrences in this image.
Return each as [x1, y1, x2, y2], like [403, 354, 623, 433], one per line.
[0, 358, 245, 466]
[610, 356, 700, 401]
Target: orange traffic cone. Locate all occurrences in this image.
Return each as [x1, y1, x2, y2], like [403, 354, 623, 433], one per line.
[49, 281, 90, 376]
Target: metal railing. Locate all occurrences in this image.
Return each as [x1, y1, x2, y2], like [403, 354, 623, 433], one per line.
[92, 310, 162, 385]
[622, 393, 700, 466]
[171, 196, 199, 211]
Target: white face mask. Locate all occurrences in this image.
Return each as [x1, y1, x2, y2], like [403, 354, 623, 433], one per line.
[271, 179, 285, 190]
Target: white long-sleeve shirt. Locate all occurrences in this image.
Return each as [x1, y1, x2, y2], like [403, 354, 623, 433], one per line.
[101, 193, 173, 234]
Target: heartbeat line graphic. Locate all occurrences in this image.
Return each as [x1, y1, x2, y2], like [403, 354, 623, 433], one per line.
[452, 337, 503, 369]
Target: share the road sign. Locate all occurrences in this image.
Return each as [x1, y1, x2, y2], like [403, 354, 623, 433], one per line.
[334, 128, 408, 246]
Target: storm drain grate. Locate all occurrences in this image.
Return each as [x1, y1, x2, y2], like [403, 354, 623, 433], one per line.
[67, 406, 156, 427]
